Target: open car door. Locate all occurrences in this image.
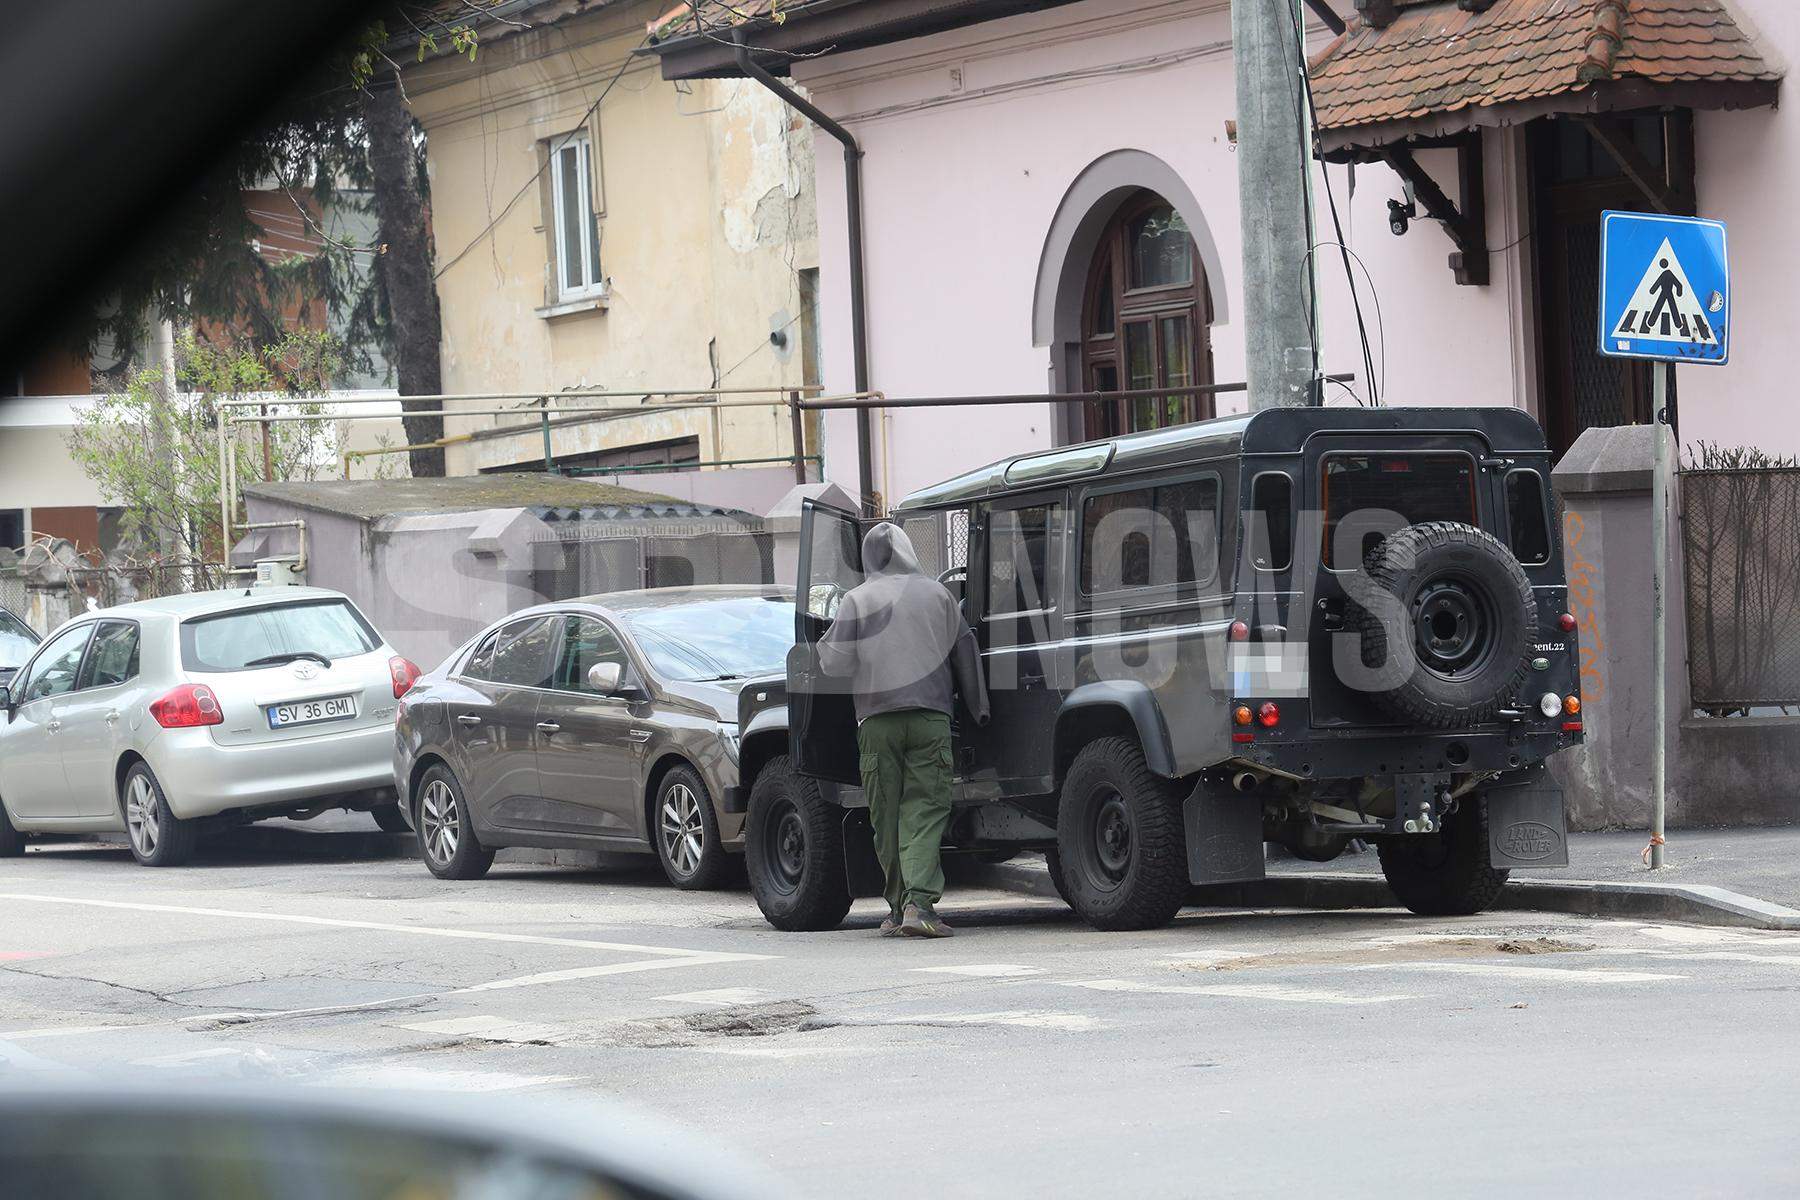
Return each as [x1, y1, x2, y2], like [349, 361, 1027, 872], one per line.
[788, 497, 866, 785]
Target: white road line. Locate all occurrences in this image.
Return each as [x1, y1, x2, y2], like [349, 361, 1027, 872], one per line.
[910, 964, 1045, 978]
[454, 957, 743, 993]
[0, 892, 773, 961]
[656, 987, 773, 1007]
[399, 1015, 576, 1045]
[1, 1023, 142, 1041]
[1622, 951, 1800, 968]
[1060, 978, 1414, 1006]
[906, 1010, 1100, 1030]
[321, 1064, 580, 1092]
[1346, 963, 1685, 983]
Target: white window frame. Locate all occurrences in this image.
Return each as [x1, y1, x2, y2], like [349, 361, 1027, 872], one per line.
[548, 130, 604, 302]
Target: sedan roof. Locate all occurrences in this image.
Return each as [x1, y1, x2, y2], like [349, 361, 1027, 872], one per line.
[573, 584, 793, 616]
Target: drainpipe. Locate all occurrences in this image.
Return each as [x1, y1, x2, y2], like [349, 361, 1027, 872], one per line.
[732, 28, 875, 515]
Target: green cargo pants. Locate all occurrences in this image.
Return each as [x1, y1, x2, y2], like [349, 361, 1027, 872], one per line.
[857, 708, 953, 912]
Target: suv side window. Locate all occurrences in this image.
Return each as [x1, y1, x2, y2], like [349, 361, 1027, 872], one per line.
[986, 501, 1063, 617]
[1081, 474, 1221, 594]
[78, 621, 140, 689]
[1505, 469, 1552, 565]
[21, 623, 93, 704]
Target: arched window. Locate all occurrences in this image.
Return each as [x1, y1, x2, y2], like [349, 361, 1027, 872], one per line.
[1079, 192, 1214, 440]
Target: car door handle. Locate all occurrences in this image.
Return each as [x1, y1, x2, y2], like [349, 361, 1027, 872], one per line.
[1018, 672, 1046, 687]
[104, 710, 120, 724]
[536, 721, 562, 734]
[46, 720, 62, 733]
[456, 714, 483, 726]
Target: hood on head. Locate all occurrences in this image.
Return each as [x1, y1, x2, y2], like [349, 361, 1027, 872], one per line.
[862, 521, 923, 577]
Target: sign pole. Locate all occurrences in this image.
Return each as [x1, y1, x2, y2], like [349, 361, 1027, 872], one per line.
[1649, 362, 1672, 869]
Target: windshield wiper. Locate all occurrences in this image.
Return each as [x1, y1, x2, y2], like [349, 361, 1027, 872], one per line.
[244, 651, 333, 669]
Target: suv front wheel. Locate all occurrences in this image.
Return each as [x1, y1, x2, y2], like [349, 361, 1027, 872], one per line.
[1376, 794, 1509, 916]
[1056, 738, 1188, 931]
[745, 755, 852, 931]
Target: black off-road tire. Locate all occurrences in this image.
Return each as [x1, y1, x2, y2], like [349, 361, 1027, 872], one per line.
[370, 801, 411, 834]
[1043, 848, 1074, 908]
[1055, 738, 1188, 931]
[413, 764, 495, 881]
[120, 762, 197, 868]
[653, 764, 734, 891]
[1351, 521, 1536, 729]
[0, 798, 25, 857]
[745, 755, 852, 932]
[1377, 795, 1510, 916]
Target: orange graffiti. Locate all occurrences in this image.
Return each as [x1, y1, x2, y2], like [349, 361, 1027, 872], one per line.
[1564, 511, 1605, 701]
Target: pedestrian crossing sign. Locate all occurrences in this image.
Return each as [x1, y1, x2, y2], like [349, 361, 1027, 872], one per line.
[1599, 211, 1730, 365]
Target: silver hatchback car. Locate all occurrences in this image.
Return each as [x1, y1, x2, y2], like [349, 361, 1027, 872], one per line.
[0, 586, 419, 865]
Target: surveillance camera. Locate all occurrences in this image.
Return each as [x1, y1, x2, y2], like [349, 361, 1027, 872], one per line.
[1388, 197, 1412, 237]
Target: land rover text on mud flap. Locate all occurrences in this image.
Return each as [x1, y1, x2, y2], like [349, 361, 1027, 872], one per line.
[739, 407, 1584, 932]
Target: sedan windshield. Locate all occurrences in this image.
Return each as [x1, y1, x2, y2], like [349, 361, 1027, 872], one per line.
[181, 600, 378, 673]
[0, 608, 38, 672]
[624, 596, 794, 682]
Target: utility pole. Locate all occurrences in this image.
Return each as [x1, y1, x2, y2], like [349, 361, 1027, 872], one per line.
[147, 317, 180, 560]
[1233, 0, 1318, 410]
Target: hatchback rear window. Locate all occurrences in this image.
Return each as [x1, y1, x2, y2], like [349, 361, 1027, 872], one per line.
[181, 600, 378, 673]
[1322, 453, 1476, 567]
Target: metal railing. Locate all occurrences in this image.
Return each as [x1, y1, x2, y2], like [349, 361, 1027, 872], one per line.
[1681, 465, 1800, 711]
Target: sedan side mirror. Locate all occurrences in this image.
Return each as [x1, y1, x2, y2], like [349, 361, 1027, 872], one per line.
[586, 662, 623, 693]
[0, 684, 12, 719]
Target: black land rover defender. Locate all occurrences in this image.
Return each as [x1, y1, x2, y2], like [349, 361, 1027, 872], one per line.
[737, 406, 1583, 932]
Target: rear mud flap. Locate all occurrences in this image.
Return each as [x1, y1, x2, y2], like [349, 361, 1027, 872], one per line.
[1484, 773, 1569, 869]
[841, 809, 885, 897]
[1184, 783, 1266, 886]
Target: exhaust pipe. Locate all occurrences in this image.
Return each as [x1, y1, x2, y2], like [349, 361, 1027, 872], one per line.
[1232, 771, 1260, 794]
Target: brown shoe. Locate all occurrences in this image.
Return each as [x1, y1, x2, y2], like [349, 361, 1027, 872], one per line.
[878, 908, 904, 937]
[899, 903, 954, 939]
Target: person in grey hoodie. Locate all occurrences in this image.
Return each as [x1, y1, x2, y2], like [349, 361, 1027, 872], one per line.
[817, 522, 989, 938]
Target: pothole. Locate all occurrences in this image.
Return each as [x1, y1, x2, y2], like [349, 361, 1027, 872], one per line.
[612, 1001, 826, 1049]
[1173, 937, 1592, 973]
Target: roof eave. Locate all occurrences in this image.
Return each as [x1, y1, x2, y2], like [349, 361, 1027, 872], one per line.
[644, 0, 1086, 81]
[1316, 76, 1783, 160]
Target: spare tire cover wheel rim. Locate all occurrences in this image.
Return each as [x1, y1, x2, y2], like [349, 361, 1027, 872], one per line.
[1411, 574, 1496, 678]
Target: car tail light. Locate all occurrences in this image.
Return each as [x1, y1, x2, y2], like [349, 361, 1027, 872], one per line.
[1562, 721, 1584, 733]
[1258, 702, 1281, 728]
[1233, 705, 1254, 726]
[1231, 732, 1256, 744]
[1565, 694, 1581, 716]
[1539, 692, 1564, 717]
[1558, 612, 1577, 633]
[151, 684, 223, 728]
[390, 656, 422, 699]
[1229, 620, 1250, 643]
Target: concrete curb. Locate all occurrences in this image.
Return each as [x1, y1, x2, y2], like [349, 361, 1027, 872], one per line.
[967, 860, 1800, 932]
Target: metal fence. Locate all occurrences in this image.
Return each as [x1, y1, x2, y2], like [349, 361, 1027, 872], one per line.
[0, 568, 27, 626]
[530, 524, 775, 601]
[1681, 466, 1800, 710]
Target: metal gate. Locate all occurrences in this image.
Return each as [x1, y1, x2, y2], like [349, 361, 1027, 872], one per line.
[1681, 465, 1800, 710]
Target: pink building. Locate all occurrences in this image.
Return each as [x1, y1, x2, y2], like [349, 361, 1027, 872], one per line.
[652, 0, 1789, 508]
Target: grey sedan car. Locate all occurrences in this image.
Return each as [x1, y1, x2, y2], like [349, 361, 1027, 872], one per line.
[393, 586, 795, 889]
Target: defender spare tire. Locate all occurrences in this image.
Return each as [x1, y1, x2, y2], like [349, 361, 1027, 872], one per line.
[1350, 521, 1536, 729]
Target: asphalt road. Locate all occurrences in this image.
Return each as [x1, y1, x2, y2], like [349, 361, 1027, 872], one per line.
[4, 824, 1799, 1198]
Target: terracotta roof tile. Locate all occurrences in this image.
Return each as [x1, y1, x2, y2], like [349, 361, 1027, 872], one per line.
[1310, 0, 1782, 136]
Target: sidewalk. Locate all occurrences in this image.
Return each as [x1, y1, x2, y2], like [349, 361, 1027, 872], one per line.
[1274, 826, 1800, 912]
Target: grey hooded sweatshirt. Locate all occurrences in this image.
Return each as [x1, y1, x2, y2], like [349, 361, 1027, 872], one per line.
[816, 522, 990, 726]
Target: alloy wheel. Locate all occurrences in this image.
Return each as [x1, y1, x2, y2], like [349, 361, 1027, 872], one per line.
[659, 782, 705, 878]
[420, 779, 459, 865]
[125, 774, 159, 858]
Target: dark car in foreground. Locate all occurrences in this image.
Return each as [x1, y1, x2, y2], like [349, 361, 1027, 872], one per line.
[394, 586, 796, 888]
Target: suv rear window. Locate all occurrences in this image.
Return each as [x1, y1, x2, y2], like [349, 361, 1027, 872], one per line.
[1322, 453, 1475, 567]
[181, 600, 378, 672]
[1081, 476, 1220, 593]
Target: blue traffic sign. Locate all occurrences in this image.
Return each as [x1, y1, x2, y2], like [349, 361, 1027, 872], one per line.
[1599, 211, 1730, 365]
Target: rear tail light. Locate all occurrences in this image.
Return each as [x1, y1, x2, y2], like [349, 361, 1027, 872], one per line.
[1258, 702, 1281, 728]
[390, 656, 422, 699]
[150, 684, 223, 729]
[1562, 721, 1584, 733]
[1229, 620, 1250, 643]
[1565, 694, 1581, 715]
[1539, 692, 1564, 717]
[1233, 705, 1254, 726]
[1558, 612, 1578, 633]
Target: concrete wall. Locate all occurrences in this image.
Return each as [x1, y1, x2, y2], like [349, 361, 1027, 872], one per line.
[403, 0, 819, 477]
[1553, 424, 1800, 830]
[788, 0, 1797, 508]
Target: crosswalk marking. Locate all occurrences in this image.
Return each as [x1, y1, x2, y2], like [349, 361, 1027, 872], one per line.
[910, 964, 1045, 978]
[1346, 962, 1685, 983]
[400, 1015, 577, 1045]
[1060, 978, 1415, 1006]
[656, 987, 773, 1007]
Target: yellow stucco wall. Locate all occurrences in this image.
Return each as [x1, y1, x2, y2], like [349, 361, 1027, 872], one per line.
[403, 2, 819, 478]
